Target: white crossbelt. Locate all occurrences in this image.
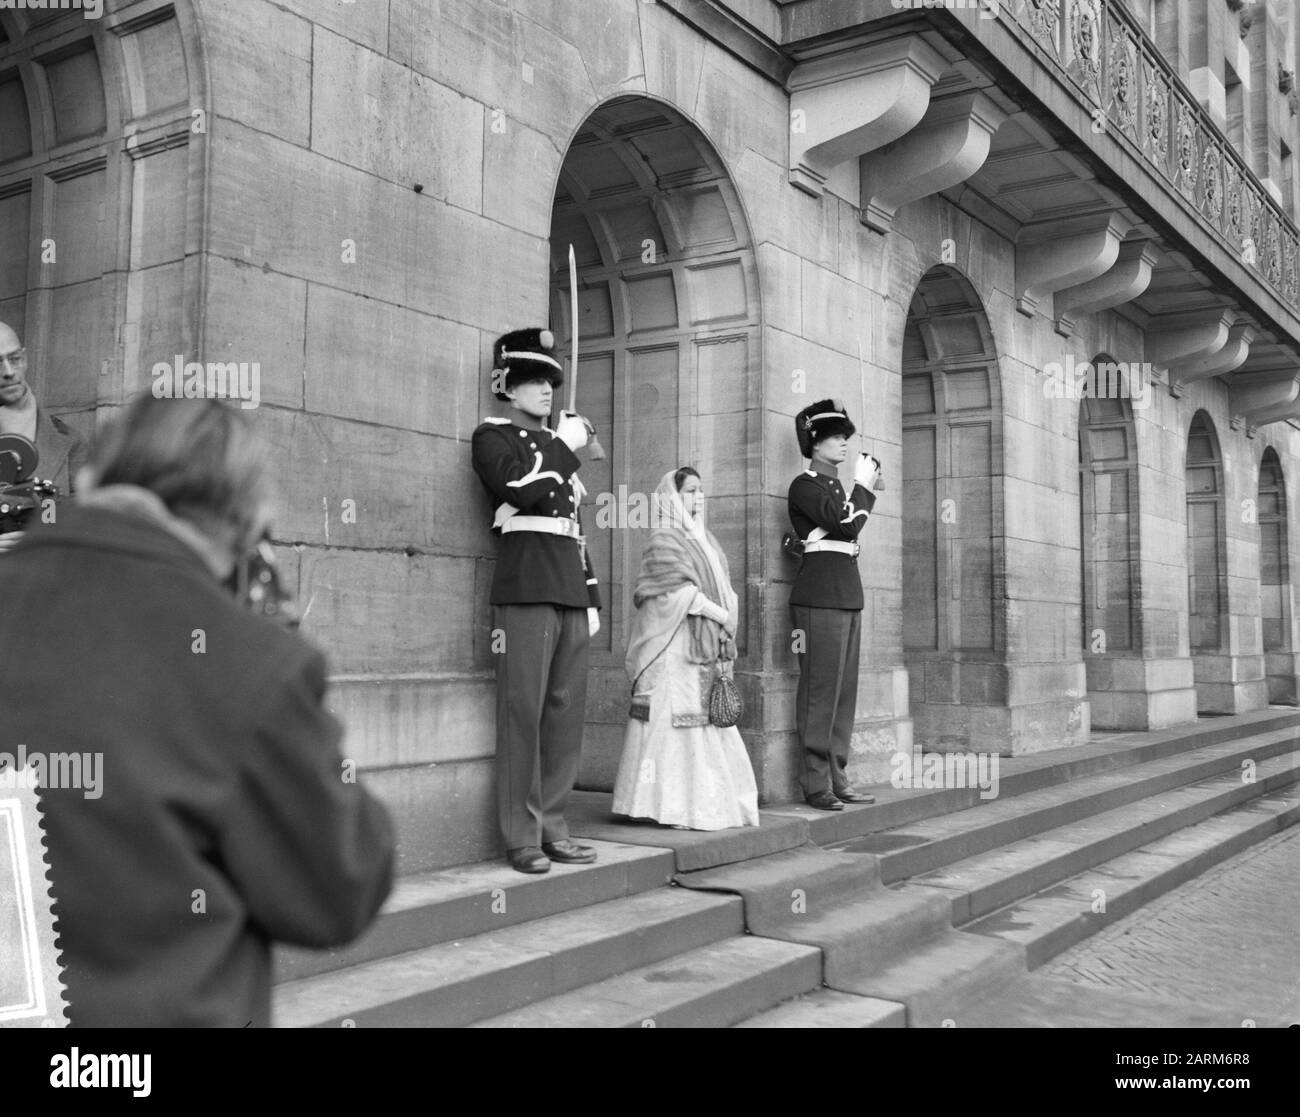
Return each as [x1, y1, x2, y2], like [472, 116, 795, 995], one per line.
[499, 515, 584, 541]
[803, 539, 859, 556]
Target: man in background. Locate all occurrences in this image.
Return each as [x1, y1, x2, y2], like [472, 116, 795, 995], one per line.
[0, 320, 87, 553]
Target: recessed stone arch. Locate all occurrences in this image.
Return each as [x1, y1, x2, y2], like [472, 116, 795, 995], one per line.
[1077, 355, 1147, 727]
[1257, 445, 1296, 703]
[901, 263, 1008, 751]
[546, 94, 762, 789]
[1185, 409, 1231, 711]
[0, 0, 207, 435]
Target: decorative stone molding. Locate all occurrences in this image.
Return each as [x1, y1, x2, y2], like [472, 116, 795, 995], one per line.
[1015, 211, 1133, 318]
[1231, 369, 1300, 425]
[787, 36, 948, 198]
[1169, 321, 1256, 385]
[859, 90, 1008, 234]
[1053, 238, 1160, 335]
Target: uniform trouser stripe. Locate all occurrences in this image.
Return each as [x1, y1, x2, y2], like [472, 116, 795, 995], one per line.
[791, 604, 861, 797]
[494, 603, 590, 850]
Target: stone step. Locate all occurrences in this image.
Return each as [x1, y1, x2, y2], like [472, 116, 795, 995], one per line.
[674, 845, 880, 924]
[468, 936, 823, 1028]
[830, 929, 1026, 1028]
[831, 727, 1300, 882]
[766, 708, 1300, 847]
[963, 786, 1300, 968]
[674, 845, 954, 980]
[274, 839, 673, 984]
[895, 750, 1300, 925]
[273, 883, 738, 1027]
[733, 989, 905, 1028]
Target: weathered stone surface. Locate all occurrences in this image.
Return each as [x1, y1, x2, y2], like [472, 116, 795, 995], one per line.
[202, 1, 313, 146]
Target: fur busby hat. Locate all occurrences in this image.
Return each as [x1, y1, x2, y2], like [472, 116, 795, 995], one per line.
[492, 328, 563, 402]
[795, 398, 856, 459]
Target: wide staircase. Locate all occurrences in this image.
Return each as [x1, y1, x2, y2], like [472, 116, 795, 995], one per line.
[272, 709, 1300, 1027]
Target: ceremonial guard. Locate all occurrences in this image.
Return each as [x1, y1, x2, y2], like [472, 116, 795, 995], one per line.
[471, 328, 602, 873]
[788, 399, 881, 811]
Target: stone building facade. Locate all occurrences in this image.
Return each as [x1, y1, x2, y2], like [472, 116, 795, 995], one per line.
[5, 0, 1300, 872]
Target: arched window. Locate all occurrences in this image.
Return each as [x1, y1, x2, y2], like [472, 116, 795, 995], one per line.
[1079, 361, 1140, 656]
[1257, 447, 1294, 703]
[1185, 411, 1227, 658]
[901, 265, 1005, 747]
[0, 5, 204, 416]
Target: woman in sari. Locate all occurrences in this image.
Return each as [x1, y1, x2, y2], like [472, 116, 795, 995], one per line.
[612, 467, 760, 831]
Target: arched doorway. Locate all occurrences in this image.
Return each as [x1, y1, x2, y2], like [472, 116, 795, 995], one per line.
[1257, 447, 1295, 704]
[900, 265, 1006, 751]
[547, 97, 761, 788]
[1185, 411, 1229, 712]
[1078, 360, 1142, 728]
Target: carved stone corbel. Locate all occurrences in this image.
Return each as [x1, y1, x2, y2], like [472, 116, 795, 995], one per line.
[1169, 322, 1255, 386]
[858, 91, 1007, 233]
[1230, 369, 1300, 425]
[787, 37, 949, 198]
[1015, 212, 1133, 318]
[1145, 310, 1235, 380]
[1053, 239, 1160, 336]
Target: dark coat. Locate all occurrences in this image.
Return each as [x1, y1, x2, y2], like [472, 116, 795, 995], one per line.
[788, 464, 876, 610]
[33, 407, 88, 499]
[471, 417, 601, 609]
[0, 504, 395, 1027]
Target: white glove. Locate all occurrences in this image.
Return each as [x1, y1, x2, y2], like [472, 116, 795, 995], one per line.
[0, 531, 25, 554]
[854, 453, 881, 492]
[556, 412, 589, 453]
[587, 607, 601, 636]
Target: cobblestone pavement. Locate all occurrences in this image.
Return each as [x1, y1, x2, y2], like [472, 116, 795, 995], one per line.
[1042, 826, 1300, 1024]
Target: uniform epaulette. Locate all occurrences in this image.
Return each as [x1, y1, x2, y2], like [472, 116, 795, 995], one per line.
[804, 469, 817, 478]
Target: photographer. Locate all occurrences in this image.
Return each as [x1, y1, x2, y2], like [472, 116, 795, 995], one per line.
[0, 320, 87, 552]
[0, 395, 395, 1027]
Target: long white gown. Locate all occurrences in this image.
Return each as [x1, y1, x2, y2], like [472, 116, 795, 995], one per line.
[612, 591, 760, 831]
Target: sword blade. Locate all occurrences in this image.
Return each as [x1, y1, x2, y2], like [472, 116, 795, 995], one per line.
[569, 244, 579, 415]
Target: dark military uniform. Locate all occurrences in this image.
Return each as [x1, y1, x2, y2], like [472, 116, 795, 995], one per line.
[788, 402, 876, 801]
[472, 413, 600, 853]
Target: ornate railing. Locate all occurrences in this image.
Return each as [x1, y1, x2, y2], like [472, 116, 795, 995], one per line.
[1003, 0, 1300, 314]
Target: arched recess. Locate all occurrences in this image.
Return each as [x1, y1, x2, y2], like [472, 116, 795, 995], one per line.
[901, 265, 1006, 751]
[1257, 447, 1295, 704]
[547, 96, 761, 788]
[1078, 358, 1143, 728]
[0, 0, 207, 434]
[1185, 410, 1230, 712]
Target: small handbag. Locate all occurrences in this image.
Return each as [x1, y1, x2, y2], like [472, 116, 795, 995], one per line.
[708, 660, 743, 728]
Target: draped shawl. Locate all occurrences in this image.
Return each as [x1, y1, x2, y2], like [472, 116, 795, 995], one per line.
[625, 470, 739, 695]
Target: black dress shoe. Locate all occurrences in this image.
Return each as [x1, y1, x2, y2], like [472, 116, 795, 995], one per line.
[805, 791, 844, 812]
[835, 786, 876, 804]
[541, 839, 597, 864]
[507, 847, 551, 874]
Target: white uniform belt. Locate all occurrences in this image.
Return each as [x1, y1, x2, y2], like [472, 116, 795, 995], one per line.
[803, 539, 859, 556]
[500, 516, 584, 541]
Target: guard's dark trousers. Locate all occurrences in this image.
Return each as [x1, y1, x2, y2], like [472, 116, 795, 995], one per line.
[494, 603, 590, 850]
[791, 604, 861, 798]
